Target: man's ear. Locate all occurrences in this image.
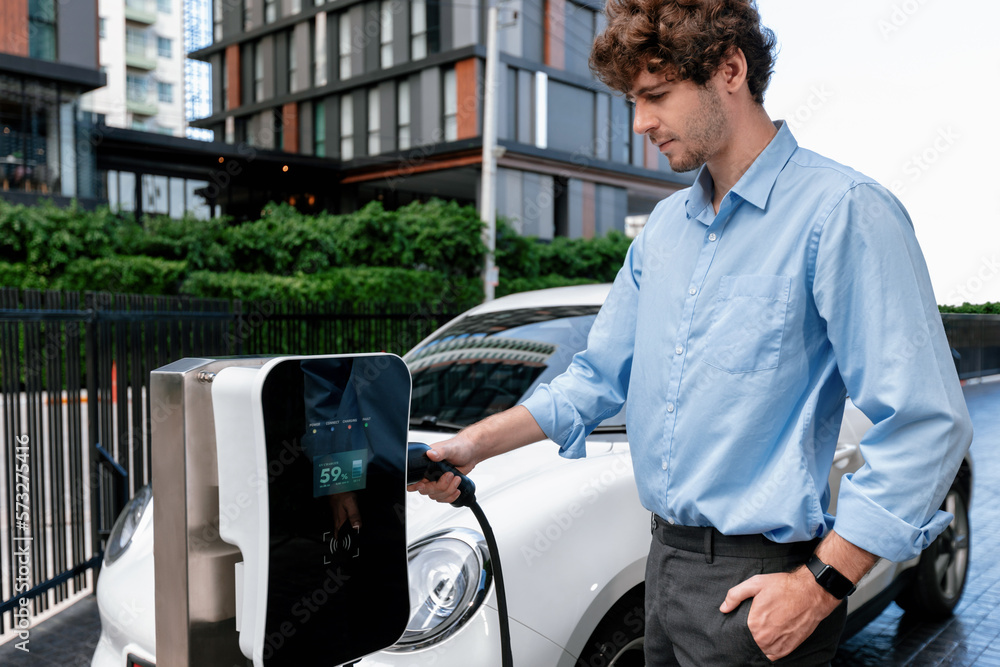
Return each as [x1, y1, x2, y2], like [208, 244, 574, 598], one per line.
[718, 47, 749, 94]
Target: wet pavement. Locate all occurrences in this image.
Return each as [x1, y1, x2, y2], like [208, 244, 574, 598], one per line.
[3, 381, 999, 666]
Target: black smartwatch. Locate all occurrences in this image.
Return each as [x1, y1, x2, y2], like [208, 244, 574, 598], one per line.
[806, 554, 856, 600]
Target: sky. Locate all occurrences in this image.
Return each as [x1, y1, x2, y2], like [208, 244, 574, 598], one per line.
[756, 0, 1000, 305]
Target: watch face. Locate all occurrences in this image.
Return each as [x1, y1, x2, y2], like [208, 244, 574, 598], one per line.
[809, 556, 855, 599]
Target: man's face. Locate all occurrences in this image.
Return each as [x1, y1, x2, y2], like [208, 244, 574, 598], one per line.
[627, 67, 728, 173]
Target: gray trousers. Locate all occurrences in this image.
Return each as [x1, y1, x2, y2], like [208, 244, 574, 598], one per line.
[645, 516, 848, 666]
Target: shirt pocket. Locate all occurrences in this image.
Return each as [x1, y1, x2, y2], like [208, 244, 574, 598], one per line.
[702, 274, 791, 374]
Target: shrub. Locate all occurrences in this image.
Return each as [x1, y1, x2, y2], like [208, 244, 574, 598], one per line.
[52, 256, 188, 295]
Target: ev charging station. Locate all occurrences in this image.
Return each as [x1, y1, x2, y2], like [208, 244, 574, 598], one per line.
[150, 354, 413, 666]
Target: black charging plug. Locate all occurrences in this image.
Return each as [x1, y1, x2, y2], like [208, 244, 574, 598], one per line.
[407, 442, 477, 507]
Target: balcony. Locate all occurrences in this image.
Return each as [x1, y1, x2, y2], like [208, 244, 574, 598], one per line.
[124, 0, 157, 24]
[126, 49, 157, 70]
[127, 97, 159, 116]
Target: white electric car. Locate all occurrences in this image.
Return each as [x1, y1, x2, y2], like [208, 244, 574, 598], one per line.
[92, 284, 972, 667]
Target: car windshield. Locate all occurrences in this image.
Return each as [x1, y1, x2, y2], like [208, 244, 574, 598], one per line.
[404, 306, 602, 427]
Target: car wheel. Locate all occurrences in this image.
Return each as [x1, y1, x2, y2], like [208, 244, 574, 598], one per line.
[895, 478, 970, 619]
[576, 585, 645, 667]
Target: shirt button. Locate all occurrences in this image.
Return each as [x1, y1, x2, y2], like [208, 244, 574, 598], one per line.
[666, 402, 675, 413]
[675, 345, 683, 355]
[708, 233, 717, 242]
[667, 517, 676, 525]
[661, 461, 668, 470]
[689, 287, 697, 296]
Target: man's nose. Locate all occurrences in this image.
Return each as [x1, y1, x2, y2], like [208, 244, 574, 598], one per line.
[632, 100, 658, 136]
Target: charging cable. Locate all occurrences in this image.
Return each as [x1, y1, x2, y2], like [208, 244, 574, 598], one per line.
[408, 443, 514, 667]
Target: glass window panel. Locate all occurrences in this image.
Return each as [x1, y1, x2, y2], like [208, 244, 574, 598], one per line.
[368, 87, 380, 155]
[340, 94, 353, 160]
[380, 0, 393, 68]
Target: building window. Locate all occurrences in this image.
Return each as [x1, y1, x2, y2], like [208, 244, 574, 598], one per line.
[443, 67, 457, 142]
[158, 0, 172, 12]
[314, 100, 326, 157]
[397, 80, 411, 150]
[288, 30, 298, 93]
[126, 27, 148, 59]
[264, 0, 277, 23]
[99, 18, 107, 38]
[243, 0, 253, 31]
[158, 81, 174, 103]
[274, 109, 283, 150]
[340, 95, 353, 160]
[222, 51, 229, 109]
[29, 0, 57, 60]
[338, 13, 351, 80]
[290, 0, 301, 14]
[380, 0, 393, 68]
[158, 36, 172, 58]
[411, 0, 427, 60]
[254, 42, 264, 101]
[367, 87, 380, 155]
[214, 0, 224, 40]
[314, 13, 328, 86]
[127, 73, 150, 103]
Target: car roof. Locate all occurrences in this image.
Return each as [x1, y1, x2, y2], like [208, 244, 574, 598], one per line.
[464, 284, 612, 316]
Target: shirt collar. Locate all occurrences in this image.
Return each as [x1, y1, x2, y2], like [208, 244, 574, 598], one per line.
[685, 120, 798, 219]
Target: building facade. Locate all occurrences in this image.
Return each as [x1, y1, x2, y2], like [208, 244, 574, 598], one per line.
[191, 0, 690, 238]
[84, 0, 188, 137]
[0, 0, 105, 206]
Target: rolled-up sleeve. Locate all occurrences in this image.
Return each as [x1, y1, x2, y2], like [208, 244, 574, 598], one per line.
[521, 232, 642, 459]
[813, 183, 973, 562]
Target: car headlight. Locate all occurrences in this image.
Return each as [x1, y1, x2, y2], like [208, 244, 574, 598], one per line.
[105, 485, 152, 565]
[387, 528, 492, 651]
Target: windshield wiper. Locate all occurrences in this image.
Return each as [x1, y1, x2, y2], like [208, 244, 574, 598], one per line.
[409, 416, 466, 432]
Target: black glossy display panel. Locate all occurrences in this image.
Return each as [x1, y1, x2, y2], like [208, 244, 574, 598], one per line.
[259, 355, 411, 666]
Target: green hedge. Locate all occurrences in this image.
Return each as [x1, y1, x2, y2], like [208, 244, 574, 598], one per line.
[181, 267, 482, 305]
[939, 303, 1000, 314]
[0, 198, 635, 305]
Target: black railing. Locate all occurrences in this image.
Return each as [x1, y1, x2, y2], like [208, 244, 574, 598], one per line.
[0, 288, 459, 639]
[942, 314, 1000, 380]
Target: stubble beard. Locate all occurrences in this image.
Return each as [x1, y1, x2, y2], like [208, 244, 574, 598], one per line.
[663, 84, 728, 174]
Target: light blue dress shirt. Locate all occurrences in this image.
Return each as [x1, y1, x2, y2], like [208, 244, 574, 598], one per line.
[521, 121, 973, 562]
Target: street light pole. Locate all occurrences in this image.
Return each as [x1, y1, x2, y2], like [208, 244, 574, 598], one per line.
[480, 2, 500, 301]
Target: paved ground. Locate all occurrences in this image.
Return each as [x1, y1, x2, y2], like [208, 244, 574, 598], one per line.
[3, 381, 999, 666]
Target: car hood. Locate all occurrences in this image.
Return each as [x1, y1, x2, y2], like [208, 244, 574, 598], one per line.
[403, 429, 620, 541]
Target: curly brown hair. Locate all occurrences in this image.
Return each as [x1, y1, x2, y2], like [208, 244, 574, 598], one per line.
[590, 0, 776, 104]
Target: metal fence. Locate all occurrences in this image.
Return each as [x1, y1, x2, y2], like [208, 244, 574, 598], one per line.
[0, 288, 459, 640]
[942, 314, 1000, 380]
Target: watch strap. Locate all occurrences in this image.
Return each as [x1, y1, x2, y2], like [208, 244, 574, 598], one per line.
[806, 554, 856, 600]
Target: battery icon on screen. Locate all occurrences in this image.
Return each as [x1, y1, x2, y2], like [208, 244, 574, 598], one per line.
[352, 460, 363, 478]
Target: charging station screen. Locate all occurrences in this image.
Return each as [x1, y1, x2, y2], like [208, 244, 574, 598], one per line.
[259, 356, 410, 666]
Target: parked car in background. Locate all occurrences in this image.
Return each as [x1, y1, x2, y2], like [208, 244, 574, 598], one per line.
[92, 284, 972, 667]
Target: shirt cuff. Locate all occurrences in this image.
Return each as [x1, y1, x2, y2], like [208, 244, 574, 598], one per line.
[833, 476, 953, 562]
[521, 385, 590, 459]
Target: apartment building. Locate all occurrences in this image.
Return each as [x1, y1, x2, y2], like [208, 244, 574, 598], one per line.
[85, 0, 187, 136]
[190, 0, 689, 238]
[0, 0, 105, 205]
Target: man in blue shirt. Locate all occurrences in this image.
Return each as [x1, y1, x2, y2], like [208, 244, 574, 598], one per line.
[410, 0, 973, 663]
